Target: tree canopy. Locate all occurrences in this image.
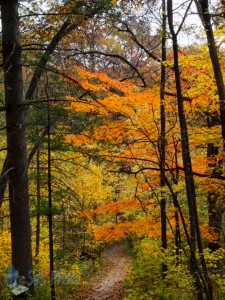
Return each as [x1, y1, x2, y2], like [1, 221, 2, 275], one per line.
[1, 1, 225, 299]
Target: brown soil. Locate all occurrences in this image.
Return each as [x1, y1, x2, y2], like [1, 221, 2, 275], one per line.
[66, 244, 131, 300]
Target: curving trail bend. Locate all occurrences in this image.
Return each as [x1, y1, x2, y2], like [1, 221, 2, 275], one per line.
[66, 244, 131, 300]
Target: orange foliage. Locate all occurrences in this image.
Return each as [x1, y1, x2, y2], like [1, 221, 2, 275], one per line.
[79, 198, 140, 217]
[63, 47, 224, 245]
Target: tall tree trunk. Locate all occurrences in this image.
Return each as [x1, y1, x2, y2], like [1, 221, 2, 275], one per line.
[0, 21, 77, 208]
[0, 2, 111, 208]
[47, 97, 55, 299]
[195, 0, 225, 251]
[35, 148, 41, 258]
[160, 0, 167, 278]
[174, 198, 181, 261]
[167, 1, 213, 299]
[207, 114, 221, 251]
[172, 139, 182, 262]
[1, 0, 33, 292]
[196, 0, 225, 146]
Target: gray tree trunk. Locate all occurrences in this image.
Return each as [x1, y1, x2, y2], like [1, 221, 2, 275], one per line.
[160, 0, 167, 278]
[1, 0, 33, 288]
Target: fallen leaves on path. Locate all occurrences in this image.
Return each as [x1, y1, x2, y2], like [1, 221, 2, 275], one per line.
[66, 244, 131, 300]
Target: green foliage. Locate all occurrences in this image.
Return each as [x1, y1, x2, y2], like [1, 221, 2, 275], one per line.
[25, 259, 101, 299]
[31, 198, 63, 217]
[0, 286, 12, 300]
[203, 248, 225, 299]
[27, 286, 51, 300]
[68, 0, 118, 19]
[125, 240, 225, 300]
[124, 238, 194, 300]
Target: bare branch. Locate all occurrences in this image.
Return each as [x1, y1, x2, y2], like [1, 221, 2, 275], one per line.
[68, 50, 147, 87]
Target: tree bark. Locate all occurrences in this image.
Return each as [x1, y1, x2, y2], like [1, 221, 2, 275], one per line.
[196, 0, 225, 146]
[47, 97, 55, 299]
[207, 114, 221, 251]
[35, 148, 41, 258]
[167, 1, 213, 299]
[1, 0, 33, 291]
[0, 2, 108, 208]
[160, 0, 167, 278]
[0, 21, 76, 208]
[195, 0, 225, 251]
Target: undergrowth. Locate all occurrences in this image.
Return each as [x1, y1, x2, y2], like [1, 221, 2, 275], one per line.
[124, 238, 225, 300]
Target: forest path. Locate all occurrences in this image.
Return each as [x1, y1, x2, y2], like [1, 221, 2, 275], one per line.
[66, 244, 132, 300]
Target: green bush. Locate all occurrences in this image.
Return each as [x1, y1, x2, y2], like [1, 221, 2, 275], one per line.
[124, 238, 194, 300]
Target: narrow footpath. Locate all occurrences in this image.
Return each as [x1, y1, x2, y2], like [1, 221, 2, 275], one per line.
[66, 244, 132, 300]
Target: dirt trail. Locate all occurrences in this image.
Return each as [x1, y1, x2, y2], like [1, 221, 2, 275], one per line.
[66, 244, 131, 300]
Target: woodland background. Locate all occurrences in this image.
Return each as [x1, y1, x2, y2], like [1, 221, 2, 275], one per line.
[1, 0, 225, 299]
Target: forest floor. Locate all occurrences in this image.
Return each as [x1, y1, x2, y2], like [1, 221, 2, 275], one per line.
[66, 244, 132, 300]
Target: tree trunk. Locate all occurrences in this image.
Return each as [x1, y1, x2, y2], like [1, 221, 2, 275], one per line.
[47, 97, 56, 299]
[207, 114, 221, 251]
[35, 148, 41, 257]
[167, 1, 213, 298]
[0, 2, 106, 208]
[160, 0, 167, 278]
[196, 0, 225, 252]
[1, 0, 33, 292]
[0, 21, 77, 208]
[171, 139, 182, 263]
[197, 0, 225, 146]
